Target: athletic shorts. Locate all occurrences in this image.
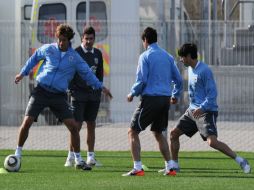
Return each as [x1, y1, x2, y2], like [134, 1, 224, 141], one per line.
[25, 85, 73, 122]
[130, 96, 170, 133]
[71, 100, 100, 122]
[176, 109, 218, 141]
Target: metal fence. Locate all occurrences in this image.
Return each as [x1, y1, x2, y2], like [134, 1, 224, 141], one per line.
[0, 20, 253, 151]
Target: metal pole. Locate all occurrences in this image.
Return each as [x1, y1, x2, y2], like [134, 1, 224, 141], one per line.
[224, 0, 228, 47]
[212, 0, 217, 65]
[213, 0, 217, 20]
[86, 0, 90, 26]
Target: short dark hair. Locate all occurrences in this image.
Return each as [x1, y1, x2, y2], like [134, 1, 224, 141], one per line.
[178, 43, 198, 59]
[55, 24, 75, 40]
[82, 26, 95, 38]
[141, 27, 157, 44]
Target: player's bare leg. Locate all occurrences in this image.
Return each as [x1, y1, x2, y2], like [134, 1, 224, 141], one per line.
[15, 116, 34, 158]
[170, 127, 184, 161]
[207, 135, 251, 173]
[86, 121, 98, 165]
[64, 118, 91, 170]
[64, 118, 81, 153]
[68, 122, 82, 152]
[154, 131, 177, 175]
[65, 121, 82, 167]
[86, 121, 96, 152]
[17, 116, 34, 147]
[207, 135, 236, 158]
[153, 131, 170, 161]
[122, 128, 144, 176]
[128, 128, 141, 161]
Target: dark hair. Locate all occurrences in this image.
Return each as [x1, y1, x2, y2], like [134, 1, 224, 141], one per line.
[141, 27, 157, 44]
[82, 26, 95, 38]
[178, 43, 198, 59]
[55, 24, 75, 40]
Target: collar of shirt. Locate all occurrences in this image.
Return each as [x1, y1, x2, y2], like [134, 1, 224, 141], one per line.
[147, 42, 158, 50]
[55, 42, 72, 53]
[194, 61, 201, 70]
[81, 44, 94, 54]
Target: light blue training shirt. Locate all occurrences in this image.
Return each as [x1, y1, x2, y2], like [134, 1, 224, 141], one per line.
[188, 61, 218, 111]
[130, 43, 183, 98]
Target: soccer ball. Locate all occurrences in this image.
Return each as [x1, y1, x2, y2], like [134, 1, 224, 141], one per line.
[4, 155, 21, 172]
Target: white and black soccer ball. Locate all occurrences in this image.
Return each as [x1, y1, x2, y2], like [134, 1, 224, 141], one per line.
[4, 155, 21, 172]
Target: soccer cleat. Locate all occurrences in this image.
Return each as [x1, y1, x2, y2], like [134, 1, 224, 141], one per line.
[240, 158, 251, 174]
[64, 158, 75, 167]
[87, 158, 103, 167]
[164, 169, 177, 176]
[122, 169, 145, 176]
[75, 160, 92, 171]
[158, 166, 180, 173]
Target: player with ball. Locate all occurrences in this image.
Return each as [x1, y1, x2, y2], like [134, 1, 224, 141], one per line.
[10, 24, 111, 172]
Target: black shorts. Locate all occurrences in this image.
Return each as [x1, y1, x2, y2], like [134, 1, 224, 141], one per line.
[176, 109, 218, 141]
[25, 86, 73, 122]
[130, 96, 170, 133]
[71, 100, 100, 122]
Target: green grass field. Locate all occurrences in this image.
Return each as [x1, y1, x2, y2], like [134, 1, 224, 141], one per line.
[0, 150, 253, 190]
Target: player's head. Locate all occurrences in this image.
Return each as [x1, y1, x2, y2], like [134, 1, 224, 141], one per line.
[55, 24, 75, 51]
[82, 26, 96, 50]
[55, 24, 75, 41]
[178, 43, 198, 59]
[141, 27, 157, 49]
[178, 43, 198, 67]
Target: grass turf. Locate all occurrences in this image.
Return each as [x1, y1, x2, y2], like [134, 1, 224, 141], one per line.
[0, 150, 253, 190]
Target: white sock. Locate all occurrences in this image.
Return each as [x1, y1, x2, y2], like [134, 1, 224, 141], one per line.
[15, 146, 22, 158]
[134, 161, 142, 171]
[169, 160, 178, 169]
[235, 156, 244, 165]
[87, 152, 95, 159]
[165, 160, 171, 171]
[74, 152, 83, 164]
[67, 151, 74, 160]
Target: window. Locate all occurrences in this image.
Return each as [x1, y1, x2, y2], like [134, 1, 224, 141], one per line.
[38, 3, 66, 43]
[24, 5, 32, 20]
[76, 2, 107, 42]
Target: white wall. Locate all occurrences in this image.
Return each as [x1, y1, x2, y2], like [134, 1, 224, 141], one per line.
[110, 0, 140, 122]
[111, 0, 139, 22]
[0, 0, 16, 20]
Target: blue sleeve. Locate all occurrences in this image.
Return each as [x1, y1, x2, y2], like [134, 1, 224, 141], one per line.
[20, 45, 46, 76]
[75, 55, 103, 90]
[130, 54, 147, 96]
[171, 61, 183, 98]
[200, 68, 217, 111]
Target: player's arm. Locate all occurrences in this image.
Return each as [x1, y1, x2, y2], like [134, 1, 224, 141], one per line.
[128, 54, 147, 101]
[97, 51, 113, 98]
[97, 51, 104, 82]
[192, 108, 204, 119]
[76, 59, 102, 88]
[199, 68, 217, 111]
[103, 87, 113, 99]
[171, 61, 183, 104]
[15, 46, 46, 84]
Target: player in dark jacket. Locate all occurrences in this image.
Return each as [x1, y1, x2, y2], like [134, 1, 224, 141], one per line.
[64, 26, 112, 167]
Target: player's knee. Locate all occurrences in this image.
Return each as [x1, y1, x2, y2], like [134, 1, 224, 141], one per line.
[127, 128, 133, 136]
[170, 128, 180, 141]
[64, 119, 79, 133]
[207, 137, 217, 148]
[21, 116, 34, 130]
[127, 128, 138, 137]
[153, 131, 162, 139]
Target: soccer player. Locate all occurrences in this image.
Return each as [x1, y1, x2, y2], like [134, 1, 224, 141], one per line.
[14, 24, 111, 171]
[64, 26, 112, 167]
[169, 43, 251, 173]
[122, 27, 183, 176]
